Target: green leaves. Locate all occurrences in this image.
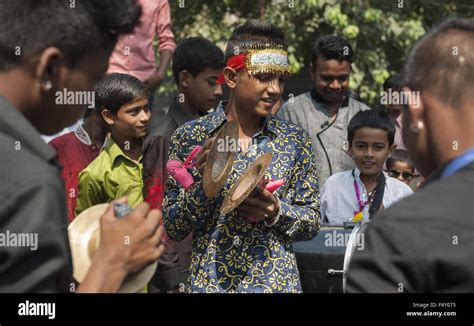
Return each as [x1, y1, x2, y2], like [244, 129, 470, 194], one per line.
[158, 0, 471, 106]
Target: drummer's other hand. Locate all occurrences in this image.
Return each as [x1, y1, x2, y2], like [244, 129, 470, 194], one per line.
[195, 137, 215, 176]
[237, 185, 280, 222]
[98, 197, 166, 275]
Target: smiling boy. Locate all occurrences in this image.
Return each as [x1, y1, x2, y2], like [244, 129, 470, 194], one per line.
[163, 21, 320, 293]
[76, 73, 151, 215]
[321, 109, 413, 224]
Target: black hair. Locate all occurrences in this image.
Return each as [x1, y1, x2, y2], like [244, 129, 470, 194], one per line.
[0, 0, 141, 71]
[402, 18, 474, 108]
[311, 35, 354, 65]
[347, 109, 395, 146]
[95, 73, 148, 115]
[386, 150, 415, 172]
[224, 20, 288, 61]
[383, 74, 402, 92]
[172, 37, 225, 84]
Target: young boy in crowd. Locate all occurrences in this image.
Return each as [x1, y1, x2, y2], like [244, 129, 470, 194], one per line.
[143, 37, 224, 293]
[49, 109, 108, 222]
[321, 109, 413, 225]
[76, 73, 150, 215]
[386, 149, 416, 186]
[382, 74, 406, 150]
[163, 21, 320, 293]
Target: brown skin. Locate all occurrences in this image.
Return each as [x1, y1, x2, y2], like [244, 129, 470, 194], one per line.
[402, 88, 474, 178]
[177, 67, 223, 118]
[311, 56, 351, 115]
[101, 97, 150, 161]
[387, 160, 415, 185]
[349, 127, 395, 193]
[0, 46, 165, 293]
[194, 66, 285, 221]
[143, 50, 173, 94]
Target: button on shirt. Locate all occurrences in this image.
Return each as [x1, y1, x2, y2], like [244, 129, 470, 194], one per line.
[75, 137, 145, 216]
[107, 0, 176, 81]
[163, 102, 321, 293]
[321, 168, 413, 224]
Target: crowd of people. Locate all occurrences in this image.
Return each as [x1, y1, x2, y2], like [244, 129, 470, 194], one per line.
[0, 0, 473, 294]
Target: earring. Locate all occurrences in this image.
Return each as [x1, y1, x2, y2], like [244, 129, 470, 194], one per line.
[42, 80, 52, 91]
[410, 121, 424, 133]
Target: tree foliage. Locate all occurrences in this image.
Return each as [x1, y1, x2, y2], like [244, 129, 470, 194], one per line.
[158, 0, 473, 106]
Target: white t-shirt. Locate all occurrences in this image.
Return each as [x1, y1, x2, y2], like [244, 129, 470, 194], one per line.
[321, 168, 413, 225]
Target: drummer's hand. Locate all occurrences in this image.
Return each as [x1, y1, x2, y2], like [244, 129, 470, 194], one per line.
[78, 197, 166, 293]
[98, 197, 166, 274]
[237, 185, 280, 222]
[195, 137, 215, 176]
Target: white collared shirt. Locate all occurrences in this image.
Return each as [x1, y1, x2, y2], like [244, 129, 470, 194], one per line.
[321, 168, 413, 225]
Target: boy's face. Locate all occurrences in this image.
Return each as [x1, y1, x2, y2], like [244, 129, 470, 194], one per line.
[234, 71, 285, 117]
[103, 97, 150, 139]
[311, 57, 351, 104]
[181, 67, 223, 113]
[387, 160, 414, 185]
[349, 127, 395, 178]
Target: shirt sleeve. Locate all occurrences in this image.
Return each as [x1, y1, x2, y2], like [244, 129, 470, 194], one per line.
[273, 131, 321, 241]
[162, 129, 212, 242]
[155, 0, 176, 53]
[0, 178, 72, 292]
[75, 168, 105, 216]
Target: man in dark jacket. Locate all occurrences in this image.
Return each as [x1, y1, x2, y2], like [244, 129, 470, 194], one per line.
[346, 18, 474, 293]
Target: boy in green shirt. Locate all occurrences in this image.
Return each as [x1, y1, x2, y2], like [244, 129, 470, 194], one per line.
[76, 73, 150, 215]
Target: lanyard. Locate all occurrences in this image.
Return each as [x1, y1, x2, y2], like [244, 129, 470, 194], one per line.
[352, 169, 368, 213]
[441, 148, 474, 179]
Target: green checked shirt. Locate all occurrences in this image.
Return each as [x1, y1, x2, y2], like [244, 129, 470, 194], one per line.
[75, 137, 145, 216]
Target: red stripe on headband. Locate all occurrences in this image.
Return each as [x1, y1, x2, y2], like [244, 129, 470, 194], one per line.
[216, 53, 246, 84]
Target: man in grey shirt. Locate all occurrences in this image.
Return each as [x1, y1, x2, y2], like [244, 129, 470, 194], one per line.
[0, 0, 165, 293]
[278, 36, 370, 185]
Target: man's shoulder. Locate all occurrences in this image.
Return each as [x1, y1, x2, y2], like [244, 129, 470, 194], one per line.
[144, 113, 175, 147]
[0, 133, 63, 201]
[48, 131, 76, 148]
[347, 98, 371, 112]
[322, 169, 352, 188]
[271, 115, 312, 143]
[280, 92, 313, 112]
[385, 176, 414, 195]
[80, 149, 112, 180]
[375, 167, 474, 229]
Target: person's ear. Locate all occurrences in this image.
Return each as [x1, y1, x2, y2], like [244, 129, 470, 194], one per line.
[100, 109, 115, 126]
[179, 70, 191, 88]
[403, 86, 425, 133]
[348, 144, 354, 157]
[224, 67, 238, 89]
[34, 47, 64, 92]
[387, 143, 396, 157]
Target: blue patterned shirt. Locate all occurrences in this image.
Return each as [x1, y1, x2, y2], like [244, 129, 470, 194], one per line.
[163, 102, 321, 293]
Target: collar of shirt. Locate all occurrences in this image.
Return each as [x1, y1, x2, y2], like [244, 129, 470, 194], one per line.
[0, 96, 57, 163]
[353, 167, 388, 196]
[205, 101, 279, 139]
[104, 136, 143, 166]
[74, 124, 109, 151]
